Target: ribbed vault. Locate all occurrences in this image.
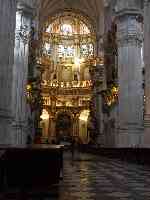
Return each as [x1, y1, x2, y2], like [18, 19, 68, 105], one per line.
[38, 0, 105, 36]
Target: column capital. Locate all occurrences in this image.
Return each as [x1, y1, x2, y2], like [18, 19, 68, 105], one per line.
[17, 1, 34, 16]
[15, 3, 33, 45]
[116, 14, 143, 46]
[115, 0, 143, 16]
[144, 0, 150, 5]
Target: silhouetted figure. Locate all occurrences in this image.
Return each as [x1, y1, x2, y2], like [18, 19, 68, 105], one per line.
[51, 139, 56, 144]
[71, 139, 75, 161]
[26, 135, 32, 145]
[45, 138, 49, 144]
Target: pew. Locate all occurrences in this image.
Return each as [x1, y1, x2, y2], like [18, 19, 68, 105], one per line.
[0, 144, 63, 190]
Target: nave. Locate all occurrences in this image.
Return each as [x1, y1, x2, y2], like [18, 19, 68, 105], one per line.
[1, 152, 150, 200]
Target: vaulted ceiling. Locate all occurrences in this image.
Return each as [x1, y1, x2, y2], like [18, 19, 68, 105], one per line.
[38, 0, 105, 35]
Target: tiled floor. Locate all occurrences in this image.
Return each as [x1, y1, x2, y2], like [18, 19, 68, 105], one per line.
[1, 151, 150, 199]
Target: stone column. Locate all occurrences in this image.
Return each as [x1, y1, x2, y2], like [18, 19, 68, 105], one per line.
[90, 63, 106, 145]
[72, 113, 79, 137]
[95, 93, 105, 145]
[116, 1, 144, 147]
[11, 2, 33, 144]
[143, 0, 150, 147]
[0, 0, 17, 144]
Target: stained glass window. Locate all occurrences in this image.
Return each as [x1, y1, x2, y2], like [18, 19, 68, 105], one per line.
[89, 44, 94, 56]
[80, 24, 90, 34]
[44, 43, 51, 55]
[46, 25, 52, 33]
[58, 45, 75, 58]
[80, 44, 94, 57]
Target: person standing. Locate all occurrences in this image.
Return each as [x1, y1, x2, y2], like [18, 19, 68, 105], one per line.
[71, 138, 75, 161]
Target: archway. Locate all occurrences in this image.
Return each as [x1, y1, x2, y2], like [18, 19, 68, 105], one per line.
[55, 112, 72, 143]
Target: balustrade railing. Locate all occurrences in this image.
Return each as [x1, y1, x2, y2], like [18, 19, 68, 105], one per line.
[42, 80, 93, 89]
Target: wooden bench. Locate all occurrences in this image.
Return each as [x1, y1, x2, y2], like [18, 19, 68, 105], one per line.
[0, 144, 63, 190]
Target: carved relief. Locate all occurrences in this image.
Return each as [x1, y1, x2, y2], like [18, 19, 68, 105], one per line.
[15, 12, 30, 45]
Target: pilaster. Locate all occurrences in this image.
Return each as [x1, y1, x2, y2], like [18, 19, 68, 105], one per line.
[11, 2, 34, 144]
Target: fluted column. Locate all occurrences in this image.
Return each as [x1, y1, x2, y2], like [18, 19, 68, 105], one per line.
[11, 2, 33, 144]
[116, 1, 144, 147]
[0, 0, 17, 144]
[143, 0, 150, 147]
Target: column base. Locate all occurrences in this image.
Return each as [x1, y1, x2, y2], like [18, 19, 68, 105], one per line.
[0, 109, 14, 144]
[11, 120, 31, 145]
[142, 114, 150, 147]
[116, 125, 143, 147]
[0, 117, 13, 144]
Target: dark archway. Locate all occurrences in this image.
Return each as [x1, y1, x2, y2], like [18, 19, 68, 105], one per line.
[56, 112, 72, 142]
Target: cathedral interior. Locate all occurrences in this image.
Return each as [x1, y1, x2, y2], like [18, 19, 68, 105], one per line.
[1, 0, 150, 199]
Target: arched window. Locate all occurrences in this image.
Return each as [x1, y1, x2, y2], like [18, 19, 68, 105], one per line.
[61, 24, 72, 35]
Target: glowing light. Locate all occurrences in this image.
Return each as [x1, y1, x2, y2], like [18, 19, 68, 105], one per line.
[74, 57, 85, 66]
[26, 84, 31, 91]
[40, 109, 49, 120]
[61, 24, 72, 35]
[45, 43, 51, 51]
[46, 25, 51, 33]
[79, 110, 90, 122]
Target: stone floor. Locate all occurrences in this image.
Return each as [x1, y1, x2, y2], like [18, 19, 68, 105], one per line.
[1, 151, 150, 199]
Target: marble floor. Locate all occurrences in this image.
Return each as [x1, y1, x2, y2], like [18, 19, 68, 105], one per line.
[1, 151, 150, 200]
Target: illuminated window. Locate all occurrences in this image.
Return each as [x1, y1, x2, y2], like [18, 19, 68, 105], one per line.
[46, 25, 52, 33]
[61, 24, 72, 35]
[89, 44, 94, 56]
[80, 44, 88, 56]
[58, 45, 75, 58]
[58, 45, 64, 57]
[80, 23, 90, 34]
[80, 44, 93, 57]
[44, 43, 51, 55]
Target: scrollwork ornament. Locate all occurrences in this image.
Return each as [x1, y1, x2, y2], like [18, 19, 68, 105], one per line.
[16, 24, 30, 45]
